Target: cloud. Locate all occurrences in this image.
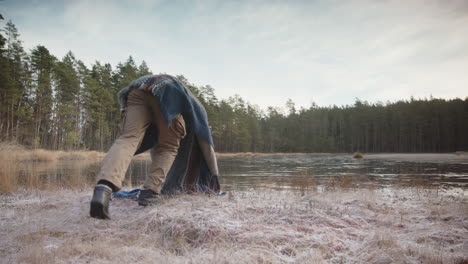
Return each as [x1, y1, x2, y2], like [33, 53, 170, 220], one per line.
[2, 0, 467, 109]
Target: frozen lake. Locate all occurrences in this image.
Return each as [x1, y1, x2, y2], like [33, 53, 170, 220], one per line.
[15, 153, 468, 192]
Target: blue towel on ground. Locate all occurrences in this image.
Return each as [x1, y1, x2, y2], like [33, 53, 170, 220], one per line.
[113, 188, 141, 199]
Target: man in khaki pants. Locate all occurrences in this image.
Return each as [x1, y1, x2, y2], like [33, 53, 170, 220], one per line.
[90, 74, 220, 219]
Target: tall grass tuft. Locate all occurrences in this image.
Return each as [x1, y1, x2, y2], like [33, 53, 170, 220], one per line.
[0, 152, 20, 193]
[353, 152, 363, 159]
[328, 175, 354, 190]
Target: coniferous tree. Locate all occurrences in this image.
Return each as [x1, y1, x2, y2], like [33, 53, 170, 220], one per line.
[1, 21, 29, 141]
[53, 52, 81, 149]
[1, 20, 468, 153]
[29, 45, 56, 147]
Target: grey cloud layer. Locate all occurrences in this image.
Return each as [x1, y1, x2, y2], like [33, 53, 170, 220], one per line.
[3, 0, 467, 108]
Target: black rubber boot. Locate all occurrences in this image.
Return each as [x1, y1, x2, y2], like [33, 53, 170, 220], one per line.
[90, 184, 112, 219]
[138, 189, 160, 206]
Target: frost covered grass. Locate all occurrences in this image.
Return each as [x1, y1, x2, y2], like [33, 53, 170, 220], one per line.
[1, 187, 467, 263]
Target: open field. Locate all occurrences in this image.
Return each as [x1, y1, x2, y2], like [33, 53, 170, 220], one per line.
[1, 187, 467, 264]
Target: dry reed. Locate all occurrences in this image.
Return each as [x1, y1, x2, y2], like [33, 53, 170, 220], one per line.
[353, 152, 363, 159]
[0, 142, 105, 162]
[328, 175, 354, 190]
[0, 142, 102, 193]
[0, 152, 20, 193]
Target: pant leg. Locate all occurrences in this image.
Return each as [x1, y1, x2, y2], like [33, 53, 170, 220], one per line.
[144, 104, 186, 193]
[97, 89, 152, 190]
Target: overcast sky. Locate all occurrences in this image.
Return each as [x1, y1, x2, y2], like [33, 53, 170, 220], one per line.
[2, 0, 467, 109]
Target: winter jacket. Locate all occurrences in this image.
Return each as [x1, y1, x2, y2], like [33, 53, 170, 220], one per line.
[118, 74, 220, 194]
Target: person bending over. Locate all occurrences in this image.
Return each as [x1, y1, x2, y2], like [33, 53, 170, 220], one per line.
[90, 74, 220, 219]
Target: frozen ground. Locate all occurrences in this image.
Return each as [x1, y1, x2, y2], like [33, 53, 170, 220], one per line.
[1, 187, 467, 263]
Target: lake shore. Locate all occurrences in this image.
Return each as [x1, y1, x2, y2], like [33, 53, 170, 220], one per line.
[1, 187, 467, 263]
[364, 153, 468, 164]
[1, 140, 467, 164]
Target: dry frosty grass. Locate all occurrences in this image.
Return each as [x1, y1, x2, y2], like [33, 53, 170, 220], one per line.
[1, 187, 467, 264]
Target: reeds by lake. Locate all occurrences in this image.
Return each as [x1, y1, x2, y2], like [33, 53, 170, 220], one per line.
[0, 142, 104, 193]
[353, 152, 363, 159]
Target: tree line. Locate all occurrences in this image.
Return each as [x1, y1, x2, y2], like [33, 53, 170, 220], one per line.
[1, 21, 467, 153]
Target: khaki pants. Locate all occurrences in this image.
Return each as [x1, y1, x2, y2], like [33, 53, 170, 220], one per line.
[97, 89, 186, 193]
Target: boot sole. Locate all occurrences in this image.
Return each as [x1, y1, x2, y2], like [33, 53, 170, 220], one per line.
[90, 201, 110, 219]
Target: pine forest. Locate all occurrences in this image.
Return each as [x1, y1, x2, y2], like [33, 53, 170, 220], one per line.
[1, 21, 467, 153]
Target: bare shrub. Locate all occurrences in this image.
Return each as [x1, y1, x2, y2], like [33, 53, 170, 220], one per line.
[353, 152, 363, 159]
